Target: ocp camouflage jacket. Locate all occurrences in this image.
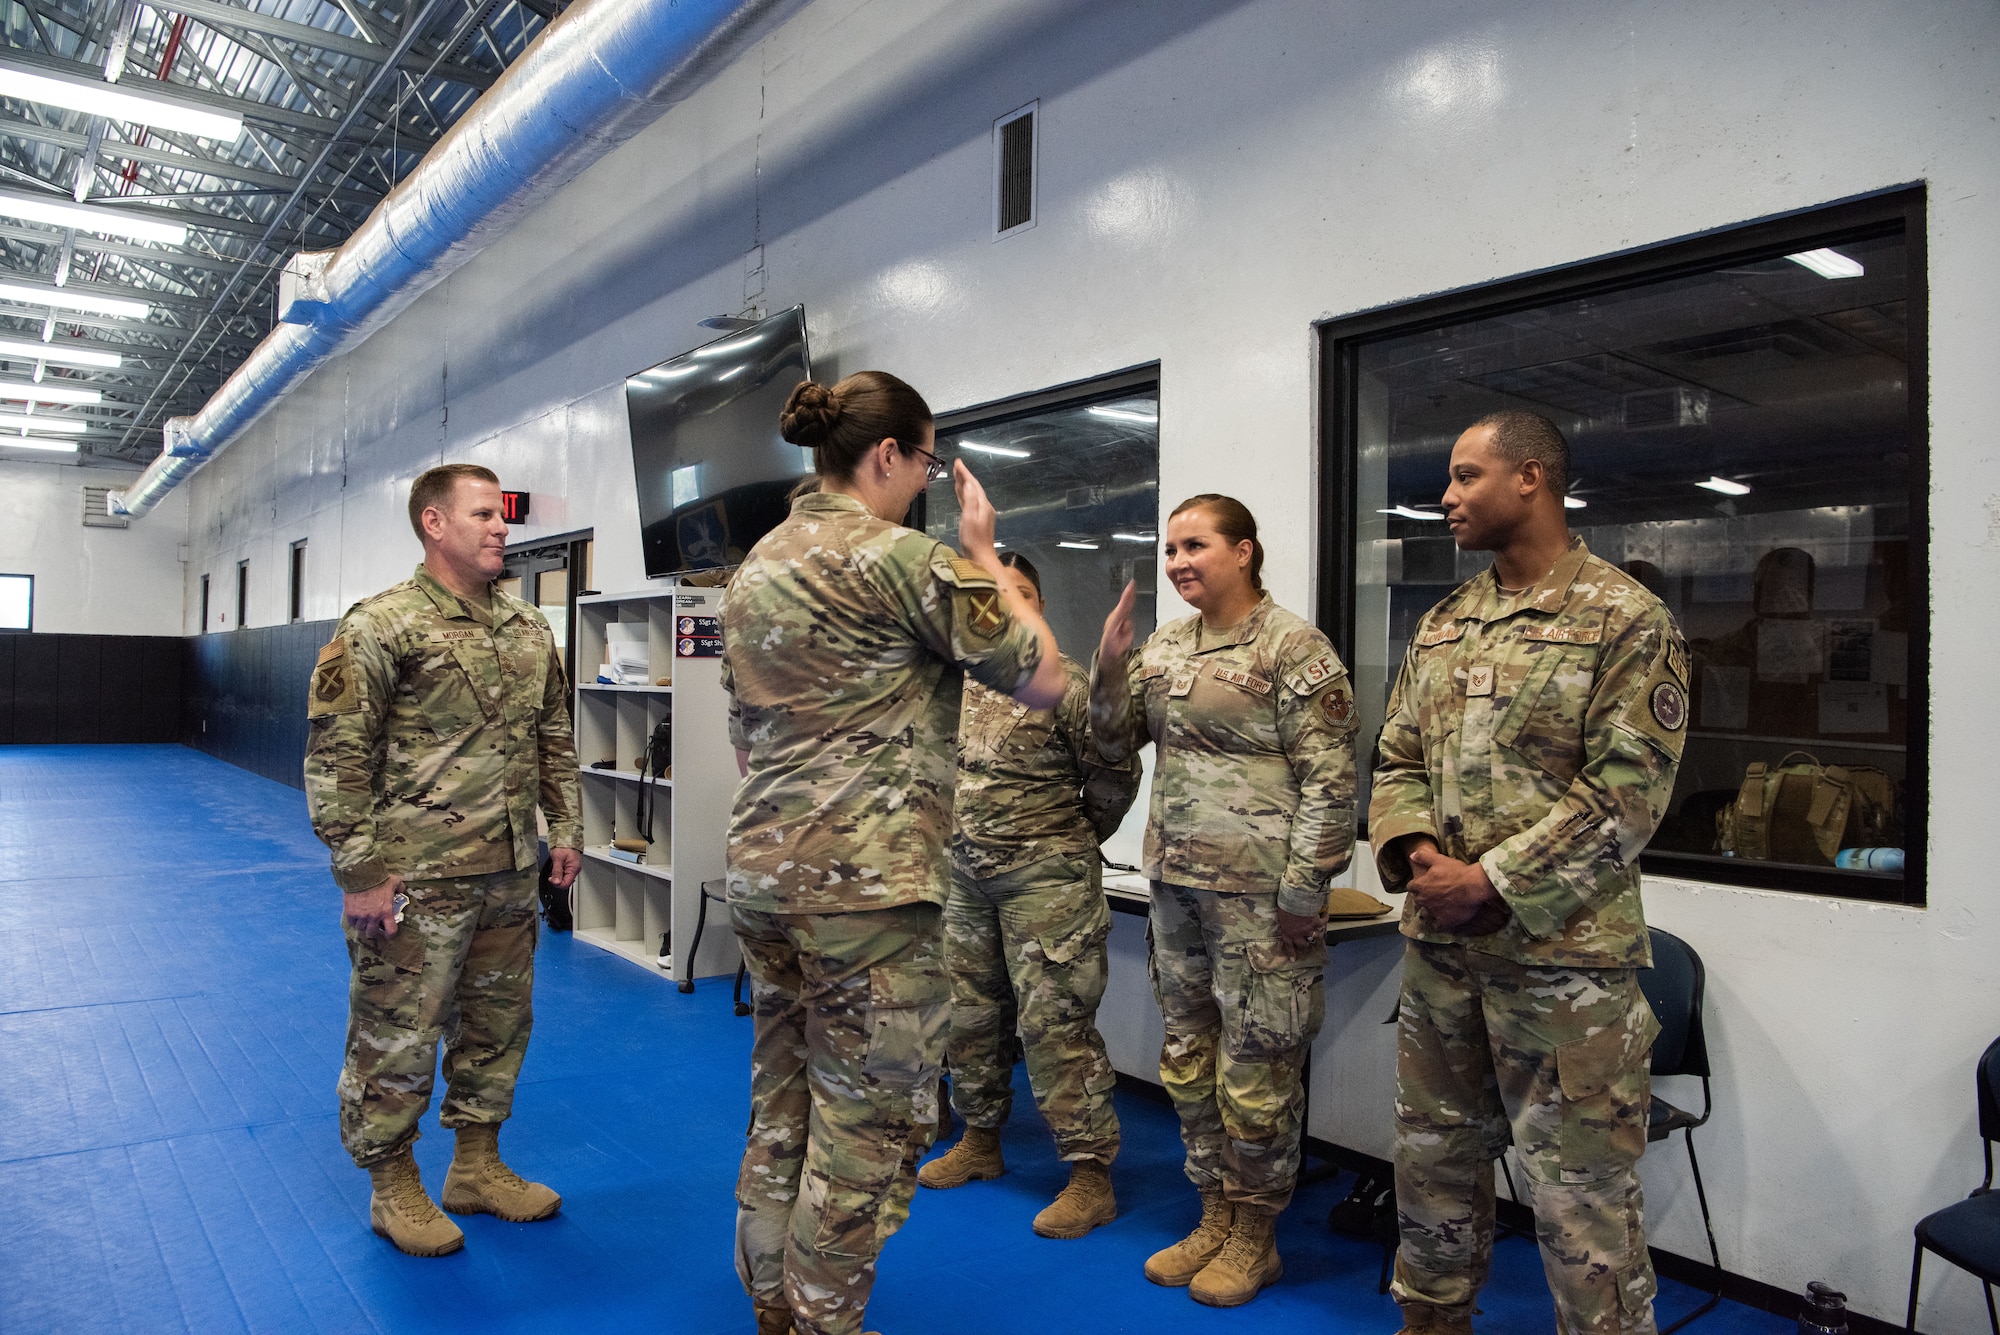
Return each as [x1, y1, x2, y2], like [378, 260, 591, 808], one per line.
[953, 652, 1141, 881]
[1370, 538, 1690, 969]
[304, 565, 582, 893]
[1091, 595, 1358, 917]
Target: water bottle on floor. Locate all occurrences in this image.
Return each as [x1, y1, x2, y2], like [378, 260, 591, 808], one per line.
[1798, 1281, 1848, 1334]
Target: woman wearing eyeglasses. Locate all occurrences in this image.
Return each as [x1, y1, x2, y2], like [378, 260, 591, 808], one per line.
[720, 371, 1068, 1335]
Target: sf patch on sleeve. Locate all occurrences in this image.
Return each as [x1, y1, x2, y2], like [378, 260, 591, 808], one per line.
[308, 639, 360, 718]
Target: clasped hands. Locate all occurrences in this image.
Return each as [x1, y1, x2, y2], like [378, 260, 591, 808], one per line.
[1399, 837, 1512, 936]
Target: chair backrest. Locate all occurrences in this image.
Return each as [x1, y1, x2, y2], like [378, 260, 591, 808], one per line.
[1979, 1035, 2000, 1145]
[1637, 927, 1710, 1079]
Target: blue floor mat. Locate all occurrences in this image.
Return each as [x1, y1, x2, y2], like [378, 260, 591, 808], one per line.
[0, 746, 1789, 1334]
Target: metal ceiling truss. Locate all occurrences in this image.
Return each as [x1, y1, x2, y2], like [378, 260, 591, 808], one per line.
[0, 0, 565, 462]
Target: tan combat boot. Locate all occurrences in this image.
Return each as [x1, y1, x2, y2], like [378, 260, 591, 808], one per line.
[916, 1125, 1005, 1189]
[1143, 1188, 1233, 1286]
[1393, 1299, 1476, 1334]
[367, 1149, 465, 1256]
[753, 1305, 793, 1335]
[441, 1124, 562, 1221]
[1032, 1158, 1117, 1238]
[1188, 1203, 1282, 1307]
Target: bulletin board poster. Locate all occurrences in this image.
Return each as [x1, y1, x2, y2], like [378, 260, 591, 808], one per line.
[676, 615, 722, 658]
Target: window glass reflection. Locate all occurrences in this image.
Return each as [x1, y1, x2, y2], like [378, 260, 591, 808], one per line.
[1350, 229, 1913, 892]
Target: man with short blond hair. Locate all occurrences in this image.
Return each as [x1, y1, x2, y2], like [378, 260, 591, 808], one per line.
[306, 463, 581, 1256]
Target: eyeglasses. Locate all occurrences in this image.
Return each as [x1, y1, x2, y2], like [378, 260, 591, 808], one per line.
[905, 443, 949, 483]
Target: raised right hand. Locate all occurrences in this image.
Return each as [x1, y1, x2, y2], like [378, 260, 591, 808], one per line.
[1099, 579, 1138, 662]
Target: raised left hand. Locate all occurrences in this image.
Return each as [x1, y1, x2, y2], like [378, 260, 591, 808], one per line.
[954, 460, 997, 562]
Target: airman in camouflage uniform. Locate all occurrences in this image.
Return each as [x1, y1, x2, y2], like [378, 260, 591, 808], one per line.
[723, 487, 1047, 1335]
[306, 549, 581, 1254]
[918, 652, 1140, 1234]
[1092, 591, 1358, 1299]
[1373, 532, 1688, 1334]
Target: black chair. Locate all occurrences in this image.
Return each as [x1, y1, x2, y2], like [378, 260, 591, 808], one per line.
[1905, 1035, 2000, 1334]
[1637, 927, 1720, 1334]
[681, 878, 750, 1015]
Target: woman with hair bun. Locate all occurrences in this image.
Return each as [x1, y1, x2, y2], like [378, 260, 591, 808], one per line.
[721, 370, 1066, 1335]
[917, 552, 1141, 1240]
[1090, 493, 1359, 1308]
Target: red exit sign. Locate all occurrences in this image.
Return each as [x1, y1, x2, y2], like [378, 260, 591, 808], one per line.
[501, 490, 532, 524]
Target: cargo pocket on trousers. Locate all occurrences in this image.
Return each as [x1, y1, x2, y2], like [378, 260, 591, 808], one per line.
[1230, 939, 1327, 1060]
[348, 915, 427, 1031]
[1617, 1256, 1659, 1319]
[861, 960, 949, 1090]
[1554, 1002, 1661, 1103]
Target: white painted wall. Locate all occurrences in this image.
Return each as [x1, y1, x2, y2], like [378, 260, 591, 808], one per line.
[170, 0, 2000, 1324]
[0, 457, 187, 636]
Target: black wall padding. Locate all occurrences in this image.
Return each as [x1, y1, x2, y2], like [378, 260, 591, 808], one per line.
[184, 620, 335, 790]
[0, 633, 184, 744]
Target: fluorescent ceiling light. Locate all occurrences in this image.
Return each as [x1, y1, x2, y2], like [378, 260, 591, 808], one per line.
[1563, 496, 1588, 509]
[1057, 540, 1100, 550]
[957, 441, 1031, 458]
[0, 411, 88, 433]
[1, 435, 79, 452]
[1112, 532, 1156, 543]
[0, 377, 100, 404]
[0, 336, 122, 368]
[1786, 248, 1864, 280]
[0, 280, 150, 319]
[1086, 405, 1158, 425]
[1695, 476, 1750, 496]
[0, 188, 185, 245]
[0, 63, 242, 142]
[991, 540, 1006, 549]
[1378, 505, 1447, 520]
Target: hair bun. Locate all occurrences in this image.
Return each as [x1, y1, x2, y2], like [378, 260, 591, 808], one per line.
[780, 380, 840, 448]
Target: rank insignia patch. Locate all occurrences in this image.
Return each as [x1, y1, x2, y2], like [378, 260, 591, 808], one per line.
[1651, 681, 1687, 731]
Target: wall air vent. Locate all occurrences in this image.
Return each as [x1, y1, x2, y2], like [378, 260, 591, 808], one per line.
[82, 485, 129, 529]
[994, 101, 1038, 238]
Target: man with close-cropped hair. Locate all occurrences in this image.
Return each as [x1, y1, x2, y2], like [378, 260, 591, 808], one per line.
[1372, 410, 1690, 1335]
[305, 462, 581, 1257]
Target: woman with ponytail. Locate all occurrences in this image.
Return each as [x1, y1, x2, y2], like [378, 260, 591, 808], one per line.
[1090, 493, 1359, 1308]
[720, 371, 1065, 1335]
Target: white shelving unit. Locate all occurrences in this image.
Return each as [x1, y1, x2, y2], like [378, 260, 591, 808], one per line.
[570, 586, 739, 984]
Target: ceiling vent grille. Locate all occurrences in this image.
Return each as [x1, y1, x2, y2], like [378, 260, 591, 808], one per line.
[82, 484, 129, 529]
[994, 101, 1038, 237]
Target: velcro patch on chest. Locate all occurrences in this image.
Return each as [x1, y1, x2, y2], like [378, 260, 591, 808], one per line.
[1212, 667, 1272, 695]
[307, 640, 359, 718]
[428, 628, 483, 643]
[1416, 621, 1465, 647]
[1519, 623, 1602, 644]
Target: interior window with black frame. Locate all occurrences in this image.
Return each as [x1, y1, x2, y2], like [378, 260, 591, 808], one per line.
[923, 369, 1161, 666]
[1322, 191, 1925, 904]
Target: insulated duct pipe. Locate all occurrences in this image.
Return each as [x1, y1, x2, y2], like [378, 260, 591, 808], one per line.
[113, 0, 806, 518]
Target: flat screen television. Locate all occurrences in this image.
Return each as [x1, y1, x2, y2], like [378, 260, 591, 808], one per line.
[627, 305, 812, 578]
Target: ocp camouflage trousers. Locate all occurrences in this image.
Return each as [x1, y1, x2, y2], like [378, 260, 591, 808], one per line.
[732, 903, 947, 1335]
[337, 866, 538, 1169]
[1393, 940, 1661, 1335]
[943, 851, 1119, 1163]
[1148, 882, 1325, 1213]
